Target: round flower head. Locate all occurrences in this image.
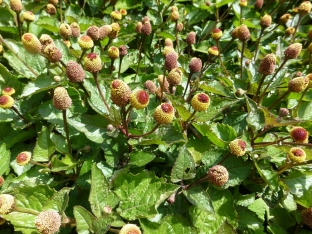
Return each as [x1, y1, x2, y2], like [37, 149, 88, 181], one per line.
[290, 126, 309, 143]
[43, 44, 62, 63]
[142, 16, 150, 23]
[110, 79, 131, 107]
[59, 23, 71, 39]
[0, 194, 15, 214]
[163, 46, 175, 57]
[153, 103, 174, 124]
[298, 1, 312, 16]
[0, 44, 2, 54]
[255, 0, 263, 9]
[22, 33, 42, 54]
[171, 10, 179, 21]
[120, 9, 127, 16]
[130, 89, 150, 109]
[78, 35, 94, 50]
[171, 6, 178, 11]
[167, 68, 182, 86]
[288, 76, 309, 93]
[165, 52, 178, 71]
[119, 45, 128, 57]
[258, 53, 276, 75]
[108, 46, 120, 59]
[208, 46, 219, 56]
[144, 80, 157, 94]
[177, 22, 183, 32]
[279, 108, 289, 117]
[237, 24, 250, 41]
[39, 34, 54, 51]
[70, 22, 80, 38]
[10, 0, 22, 12]
[239, 0, 247, 7]
[120, 224, 142, 234]
[165, 38, 173, 47]
[307, 30, 312, 40]
[84, 53, 102, 73]
[16, 151, 31, 166]
[2, 87, 15, 96]
[49, 0, 58, 5]
[53, 87, 72, 110]
[207, 165, 229, 187]
[279, 14, 291, 24]
[135, 22, 142, 33]
[189, 57, 202, 73]
[306, 73, 312, 88]
[108, 23, 120, 38]
[212, 28, 222, 40]
[66, 61, 85, 82]
[186, 31, 196, 44]
[229, 139, 247, 156]
[260, 15, 272, 28]
[302, 207, 312, 228]
[35, 210, 61, 234]
[284, 43, 302, 59]
[110, 10, 122, 20]
[141, 21, 152, 35]
[46, 4, 57, 15]
[87, 25, 99, 41]
[308, 43, 312, 53]
[288, 147, 306, 163]
[20, 11, 35, 22]
[0, 95, 14, 109]
[231, 27, 239, 39]
[285, 27, 295, 36]
[0, 177, 4, 187]
[191, 93, 210, 112]
[158, 75, 170, 93]
[99, 25, 112, 39]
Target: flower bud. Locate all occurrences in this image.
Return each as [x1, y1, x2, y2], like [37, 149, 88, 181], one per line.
[135, 22, 142, 33]
[208, 46, 219, 56]
[285, 27, 295, 36]
[54, 76, 61, 82]
[154, 103, 174, 124]
[165, 38, 173, 47]
[120, 9, 127, 16]
[191, 93, 210, 112]
[78, 35, 94, 50]
[186, 31, 196, 44]
[284, 43, 302, 59]
[229, 139, 247, 156]
[260, 15, 272, 28]
[86, 25, 99, 41]
[298, 1, 312, 16]
[142, 16, 150, 23]
[108, 23, 120, 39]
[110, 79, 131, 107]
[16, 151, 31, 166]
[0, 194, 15, 214]
[48, 0, 58, 5]
[110, 10, 122, 20]
[35, 210, 61, 234]
[108, 46, 119, 59]
[0, 177, 4, 187]
[302, 207, 312, 228]
[39, 34, 54, 51]
[66, 61, 85, 82]
[119, 45, 127, 57]
[239, 0, 247, 7]
[189, 57, 202, 73]
[177, 22, 183, 32]
[144, 80, 157, 94]
[235, 88, 246, 97]
[22, 33, 42, 54]
[163, 46, 175, 56]
[46, 4, 56, 15]
[164, 51, 178, 71]
[158, 75, 170, 93]
[170, 10, 179, 21]
[171, 6, 178, 11]
[258, 53, 276, 75]
[288, 76, 308, 93]
[0, 95, 14, 109]
[141, 21, 152, 35]
[130, 89, 150, 109]
[10, 0, 22, 12]
[53, 87, 72, 110]
[211, 28, 222, 40]
[279, 14, 291, 24]
[207, 165, 229, 187]
[255, 0, 263, 9]
[307, 30, 312, 40]
[70, 22, 80, 38]
[20, 11, 35, 22]
[279, 108, 289, 117]
[290, 126, 309, 143]
[237, 24, 250, 41]
[59, 23, 72, 39]
[308, 43, 312, 53]
[43, 44, 62, 63]
[288, 147, 306, 163]
[99, 25, 112, 39]
[306, 73, 312, 88]
[167, 68, 182, 86]
[231, 27, 239, 39]
[120, 224, 142, 234]
[84, 53, 102, 73]
[2, 87, 15, 96]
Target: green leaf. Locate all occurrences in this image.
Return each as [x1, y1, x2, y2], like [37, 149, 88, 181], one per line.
[129, 151, 156, 167]
[0, 143, 10, 176]
[0, 63, 23, 94]
[33, 126, 55, 162]
[298, 102, 312, 120]
[183, 184, 214, 213]
[155, 215, 196, 234]
[74, 206, 96, 234]
[92, 216, 114, 233]
[216, 0, 233, 7]
[199, 80, 233, 97]
[36, 16, 59, 33]
[113, 170, 179, 220]
[186, 138, 211, 165]
[89, 164, 119, 218]
[44, 187, 73, 213]
[236, 206, 264, 232]
[254, 159, 279, 191]
[115, 0, 142, 9]
[248, 198, 269, 221]
[245, 96, 265, 131]
[171, 145, 196, 183]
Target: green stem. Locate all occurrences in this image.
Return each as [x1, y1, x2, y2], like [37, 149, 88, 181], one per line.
[77, 49, 87, 64]
[184, 110, 197, 130]
[291, 15, 303, 43]
[253, 28, 265, 61]
[268, 90, 290, 111]
[78, 81, 90, 98]
[278, 161, 294, 175]
[175, 21, 179, 53]
[295, 87, 308, 115]
[93, 72, 110, 111]
[216, 39, 229, 76]
[60, 0, 63, 23]
[11, 106, 29, 124]
[62, 110, 72, 154]
[118, 56, 123, 79]
[14, 206, 40, 216]
[29, 159, 50, 167]
[240, 40, 246, 80]
[160, 68, 166, 102]
[134, 35, 146, 81]
[183, 73, 192, 98]
[110, 58, 115, 76]
[122, 106, 129, 137]
[15, 11, 22, 40]
[129, 123, 161, 138]
[254, 74, 267, 103]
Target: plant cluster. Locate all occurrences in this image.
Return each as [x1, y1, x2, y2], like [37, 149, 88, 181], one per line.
[0, 0, 312, 233]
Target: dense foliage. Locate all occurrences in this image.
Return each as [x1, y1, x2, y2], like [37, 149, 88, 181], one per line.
[0, 0, 312, 233]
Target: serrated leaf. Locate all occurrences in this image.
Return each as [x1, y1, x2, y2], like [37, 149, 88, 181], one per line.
[155, 215, 196, 234]
[253, 159, 279, 191]
[113, 170, 179, 220]
[186, 138, 211, 165]
[245, 96, 265, 131]
[89, 164, 119, 218]
[74, 206, 96, 234]
[248, 198, 269, 221]
[33, 126, 55, 162]
[236, 206, 264, 232]
[2, 212, 36, 234]
[129, 151, 156, 167]
[183, 184, 214, 213]
[171, 145, 196, 183]
[92, 216, 114, 233]
[44, 187, 73, 212]
[0, 143, 10, 176]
